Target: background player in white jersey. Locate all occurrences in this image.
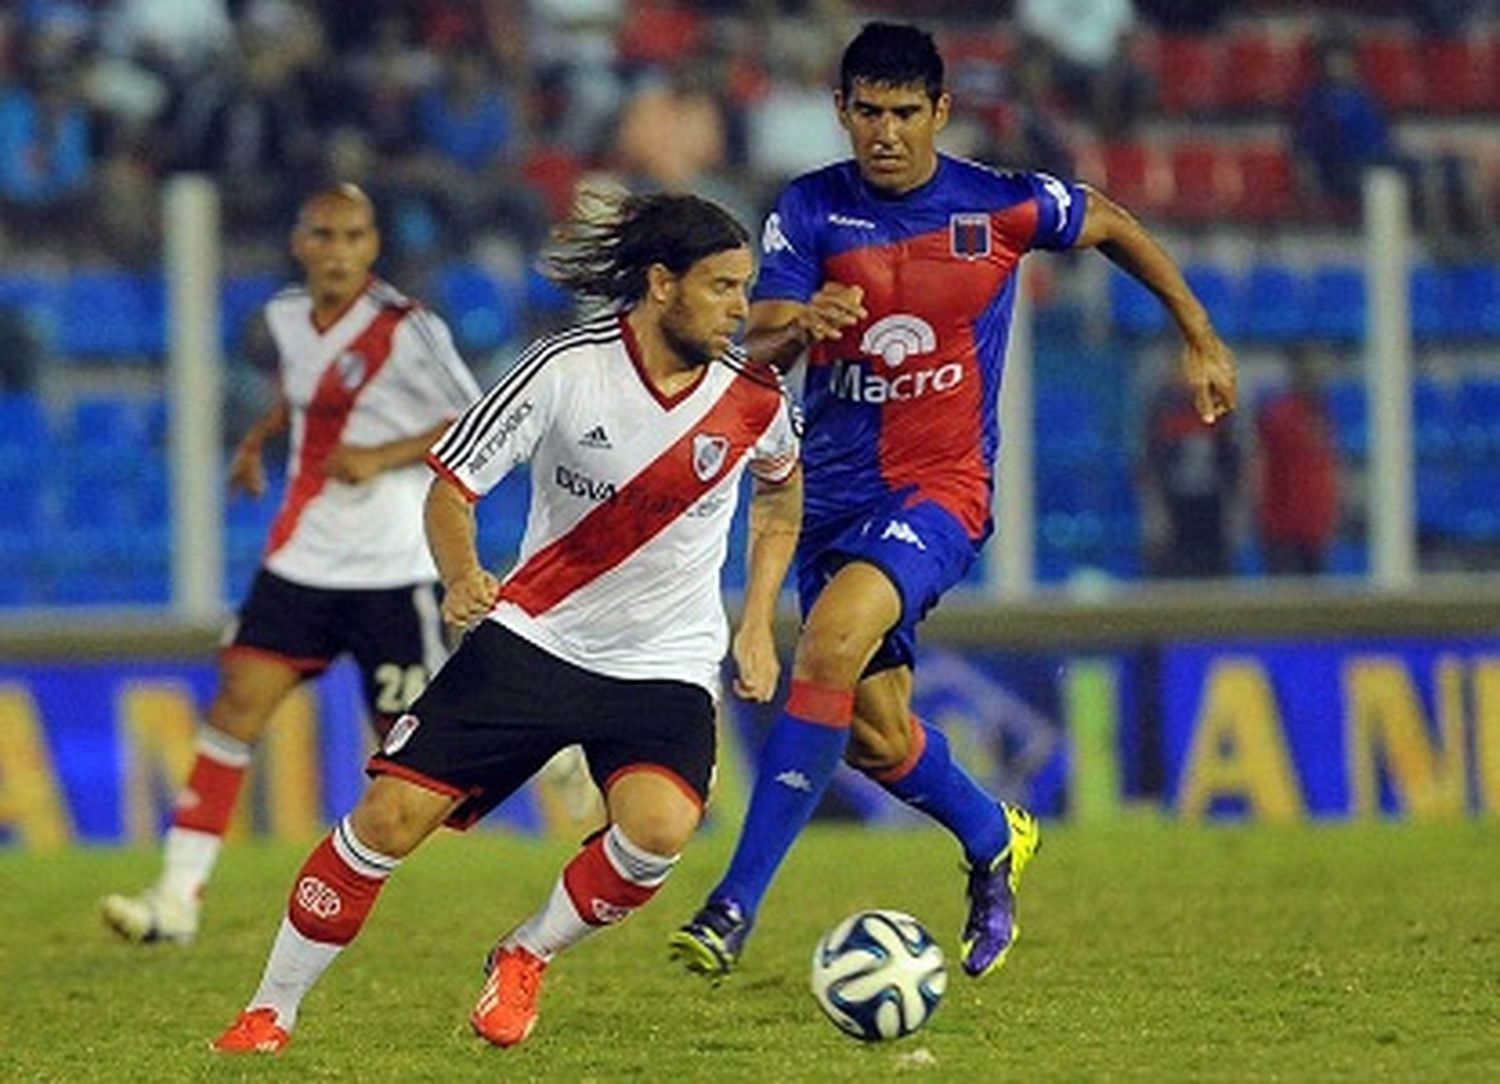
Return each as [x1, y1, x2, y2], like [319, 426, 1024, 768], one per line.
[103, 185, 481, 946]
[211, 191, 802, 1054]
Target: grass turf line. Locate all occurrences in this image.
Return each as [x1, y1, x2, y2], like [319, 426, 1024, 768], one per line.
[3, 820, 1498, 1082]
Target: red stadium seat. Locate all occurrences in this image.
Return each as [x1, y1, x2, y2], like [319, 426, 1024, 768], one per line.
[1166, 141, 1238, 221]
[1154, 34, 1225, 114]
[1236, 144, 1297, 222]
[1422, 38, 1490, 113]
[1222, 30, 1303, 112]
[1355, 33, 1424, 112]
[1101, 140, 1169, 215]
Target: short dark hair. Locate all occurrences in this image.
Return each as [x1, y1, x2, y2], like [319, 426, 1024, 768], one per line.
[839, 22, 944, 102]
[545, 191, 750, 306]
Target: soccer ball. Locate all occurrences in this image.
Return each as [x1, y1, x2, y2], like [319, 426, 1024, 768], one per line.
[809, 909, 947, 1042]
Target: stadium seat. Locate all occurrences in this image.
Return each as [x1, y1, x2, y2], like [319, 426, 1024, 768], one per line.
[57, 271, 165, 361]
[1109, 267, 1168, 337]
[1181, 265, 1241, 340]
[1449, 263, 1500, 339]
[1165, 142, 1237, 221]
[1455, 378, 1500, 459]
[1154, 35, 1225, 114]
[1305, 265, 1365, 342]
[69, 395, 152, 447]
[1101, 140, 1169, 216]
[1236, 144, 1297, 222]
[0, 392, 51, 455]
[1239, 264, 1309, 342]
[220, 274, 281, 350]
[1413, 378, 1454, 460]
[1421, 37, 1490, 113]
[1222, 30, 1306, 112]
[1355, 33, 1424, 112]
[1324, 378, 1367, 458]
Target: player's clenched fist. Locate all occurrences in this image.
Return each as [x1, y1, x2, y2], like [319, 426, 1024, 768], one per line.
[441, 567, 500, 626]
[799, 282, 866, 343]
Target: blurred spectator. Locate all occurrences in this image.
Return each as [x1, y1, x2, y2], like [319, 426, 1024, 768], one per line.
[344, 11, 438, 156]
[530, 0, 626, 157]
[1291, 34, 1395, 210]
[1016, 0, 1145, 132]
[1254, 347, 1340, 576]
[743, 24, 846, 187]
[0, 55, 92, 250]
[100, 0, 233, 77]
[1140, 378, 1242, 578]
[1292, 32, 1487, 239]
[414, 47, 515, 173]
[987, 50, 1076, 179]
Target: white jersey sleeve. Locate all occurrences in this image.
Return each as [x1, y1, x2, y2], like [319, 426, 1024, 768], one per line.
[747, 364, 801, 484]
[427, 326, 569, 499]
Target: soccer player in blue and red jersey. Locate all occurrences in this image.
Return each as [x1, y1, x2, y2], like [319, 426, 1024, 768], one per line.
[672, 21, 1237, 980]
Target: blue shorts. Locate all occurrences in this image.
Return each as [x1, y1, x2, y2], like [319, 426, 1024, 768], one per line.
[796, 495, 980, 676]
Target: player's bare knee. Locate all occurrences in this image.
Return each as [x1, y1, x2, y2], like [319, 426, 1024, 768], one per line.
[348, 786, 432, 858]
[614, 807, 696, 857]
[794, 626, 870, 688]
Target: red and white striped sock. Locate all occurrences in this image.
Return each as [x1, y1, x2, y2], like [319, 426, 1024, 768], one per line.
[247, 816, 400, 1030]
[508, 825, 678, 960]
[159, 728, 251, 902]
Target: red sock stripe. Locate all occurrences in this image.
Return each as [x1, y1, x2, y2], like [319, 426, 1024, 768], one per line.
[867, 715, 929, 784]
[561, 833, 659, 927]
[170, 753, 247, 835]
[785, 680, 855, 727]
[286, 834, 387, 945]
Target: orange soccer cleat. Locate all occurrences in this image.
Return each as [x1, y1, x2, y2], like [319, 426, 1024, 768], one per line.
[471, 944, 548, 1048]
[211, 1008, 290, 1054]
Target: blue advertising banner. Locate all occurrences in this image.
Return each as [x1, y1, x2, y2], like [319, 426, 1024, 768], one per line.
[0, 658, 600, 848]
[1161, 638, 1500, 819]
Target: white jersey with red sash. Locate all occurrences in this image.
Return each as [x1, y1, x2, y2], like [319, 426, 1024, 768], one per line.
[428, 313, 800, 697]
[263, 278, 480, 589]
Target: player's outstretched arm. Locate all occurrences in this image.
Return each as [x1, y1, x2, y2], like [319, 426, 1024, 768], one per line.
[228, 397, 289, 498]
[732, 467, 802, 701]
[424, 476, 499, 627]
[745, 285, 867, 372]
[1075, 185, 1238, 424]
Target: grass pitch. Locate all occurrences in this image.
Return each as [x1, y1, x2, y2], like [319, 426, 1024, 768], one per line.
[3, 819, 1498, 1082]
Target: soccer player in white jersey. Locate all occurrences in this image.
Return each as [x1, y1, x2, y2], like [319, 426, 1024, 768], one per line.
[211, 191, 803, 1054]
[102, 184, 481, 946]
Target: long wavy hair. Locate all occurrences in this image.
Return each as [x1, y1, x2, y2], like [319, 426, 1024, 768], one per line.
[544, 190, 749, 308]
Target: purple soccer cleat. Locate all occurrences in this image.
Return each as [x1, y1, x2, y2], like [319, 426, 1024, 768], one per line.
[960, 803, 1041, 978]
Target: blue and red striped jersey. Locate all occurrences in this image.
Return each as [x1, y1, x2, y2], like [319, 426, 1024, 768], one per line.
[754, 154, 1086, 539]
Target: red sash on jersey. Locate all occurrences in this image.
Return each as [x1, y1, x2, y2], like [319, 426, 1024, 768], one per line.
[499, 373, 781, 616]
[265, 304, 411, 558]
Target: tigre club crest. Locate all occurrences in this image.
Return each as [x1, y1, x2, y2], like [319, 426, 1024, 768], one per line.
[692, 433, 729, 482]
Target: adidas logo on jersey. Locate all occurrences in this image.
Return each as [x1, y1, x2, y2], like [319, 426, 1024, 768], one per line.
[579, 425, 612, 449]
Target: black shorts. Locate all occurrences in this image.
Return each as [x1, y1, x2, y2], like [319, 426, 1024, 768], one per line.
[368, 622, 716, 830]
[231, 568, 443, 725]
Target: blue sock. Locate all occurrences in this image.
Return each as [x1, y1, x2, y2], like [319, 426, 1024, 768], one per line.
[712, 709, 850, 919]
[871, 719, 1009, 867]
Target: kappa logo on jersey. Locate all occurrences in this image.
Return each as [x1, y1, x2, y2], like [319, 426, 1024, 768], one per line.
[692, 433, 730, 482]
[880, 519, 928, 550]
[762, 212, 793, 255]
[295, 876, 342, 919]
[382, 713, 420, 755]
[950, 212, 992, 259]
[579, 424, 612, 449]
[335, 350, 367, 389]
[1039, 172, 1074, 231]
[860, 314, 937, 367]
